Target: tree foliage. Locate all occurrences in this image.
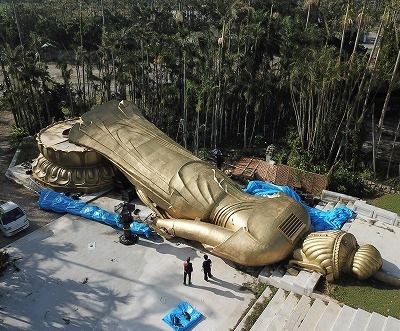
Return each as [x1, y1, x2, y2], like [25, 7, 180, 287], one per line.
[0, 0, 399, 174]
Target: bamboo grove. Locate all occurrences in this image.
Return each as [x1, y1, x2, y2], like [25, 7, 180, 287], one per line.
[0, 0, 399, 176]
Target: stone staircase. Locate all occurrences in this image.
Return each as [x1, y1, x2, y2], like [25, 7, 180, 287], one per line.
[259, 267, 320, 296]
[317, 190, 400, 228]
[238, 288, 400, 331]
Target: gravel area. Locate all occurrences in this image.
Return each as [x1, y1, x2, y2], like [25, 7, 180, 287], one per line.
[0, 111, 57, 248]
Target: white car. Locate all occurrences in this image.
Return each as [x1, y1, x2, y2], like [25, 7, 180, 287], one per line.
[0, 201, 30, 237]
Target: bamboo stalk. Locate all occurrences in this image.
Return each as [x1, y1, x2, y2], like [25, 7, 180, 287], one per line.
[377, 49, 400, 145]
[386, 117, 400, 178]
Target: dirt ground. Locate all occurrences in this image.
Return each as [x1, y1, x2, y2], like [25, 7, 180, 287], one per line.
[0, 111, 56, 248]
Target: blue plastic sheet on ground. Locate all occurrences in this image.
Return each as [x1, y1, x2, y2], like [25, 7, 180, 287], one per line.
[243, 180, 353, 231]
[37, 189, 151, 237]
[162, 301, 203, 331]
[130, 221, 152, 239]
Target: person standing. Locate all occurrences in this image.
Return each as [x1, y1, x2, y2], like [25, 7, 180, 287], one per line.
[183, 257, 193, 285]
[202, 255, 213, 281]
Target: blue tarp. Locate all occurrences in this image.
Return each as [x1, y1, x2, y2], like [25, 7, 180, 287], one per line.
[130, 221, 152, 239]
[243, 181, 353, 231]
[37, 189, 152, 238]
[162, 301, 203, 331]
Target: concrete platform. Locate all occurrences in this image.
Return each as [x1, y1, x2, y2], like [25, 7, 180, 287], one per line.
[0, 195, 254, 330]
[346, 219, 400, 279]
[5, 164, 111, 202]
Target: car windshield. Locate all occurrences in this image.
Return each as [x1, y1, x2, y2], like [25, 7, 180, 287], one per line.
[1, 207, 25, 225]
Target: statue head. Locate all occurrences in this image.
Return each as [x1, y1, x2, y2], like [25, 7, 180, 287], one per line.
[290, 230, 383, 282]
[351, 244, 382, 280]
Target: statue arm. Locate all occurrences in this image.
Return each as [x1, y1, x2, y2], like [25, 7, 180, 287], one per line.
[154, 218, 234, 248]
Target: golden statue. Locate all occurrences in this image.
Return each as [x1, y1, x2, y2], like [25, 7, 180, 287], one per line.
[69, 100, 310, 266]
[290, 230, 382, 282]
[32, 119, 115, 193]
[66, 100, 383, 281]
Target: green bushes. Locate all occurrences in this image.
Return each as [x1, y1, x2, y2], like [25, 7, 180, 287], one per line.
[328, 163, 373, 197]
[9, 125, 28, 147]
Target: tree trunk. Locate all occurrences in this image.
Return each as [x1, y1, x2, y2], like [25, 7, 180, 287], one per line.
[386, 117, 400, 178]
[195, 103, 200, 155]
[0, 57, 19, 126]
[305, 4, 311, 29]
[350, 1, 366, 63]
[338, 1, 350, 63]
[243, 107, 249, 149]
[249, 114, 257, 147]
[371, 105, 376, 179]
[377, 49, 400, 144]
[12, 1, 24, 54]
[183, 52, 187, 148]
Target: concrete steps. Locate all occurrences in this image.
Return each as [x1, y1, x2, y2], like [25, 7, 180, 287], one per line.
[250, 288, 286, 330]
[321, 190, 360, 205]
[317, 189, 360, 213]
[317, 200, 353, 211]
[266, 292, 299, 330]
[259, 267, 321, 296]
[330, 305, 356, 331]
[318, 189, 400, 228]
[323, 202, 335, 210]
[353, 200, 400, 227]
[234, 286, 273, 331]
[248, 289, 400, 331]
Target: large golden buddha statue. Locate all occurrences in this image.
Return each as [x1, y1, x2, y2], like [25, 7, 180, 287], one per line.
[69, 100, 310, 266]
[68, 100, 383, 282]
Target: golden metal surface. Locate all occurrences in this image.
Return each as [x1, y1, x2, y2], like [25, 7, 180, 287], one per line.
[290, 230, 382, 281]
[32, 120, 115, 193]
[69, 100, 311, 266]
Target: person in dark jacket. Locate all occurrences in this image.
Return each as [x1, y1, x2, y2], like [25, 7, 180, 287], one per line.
[183, 257, 193, 285]
[202, 255, 213, 281]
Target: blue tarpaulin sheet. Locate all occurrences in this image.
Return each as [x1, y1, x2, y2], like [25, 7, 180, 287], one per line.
[130, 221, 152, 239]
[162, 301, 203, 331]
[243, 181, 353, 231]
[37, 190, 152, 238]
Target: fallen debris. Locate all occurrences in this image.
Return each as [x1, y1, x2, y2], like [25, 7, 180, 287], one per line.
[0, 250, 21, 274]
[62, 317, 71, 325]
[0, 250, 10, 273]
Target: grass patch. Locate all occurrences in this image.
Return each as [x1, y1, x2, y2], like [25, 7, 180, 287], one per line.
[320, 277, 400, 319]
[15, 137, 39, 164]
[368, 194, 400, 215]
[240, 280, 268, 296]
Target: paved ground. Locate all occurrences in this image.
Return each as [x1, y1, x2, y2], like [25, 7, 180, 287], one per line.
[0, 195, 254, 330]
[347, 218, 400, 278]
[0, 112, 56, 248]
